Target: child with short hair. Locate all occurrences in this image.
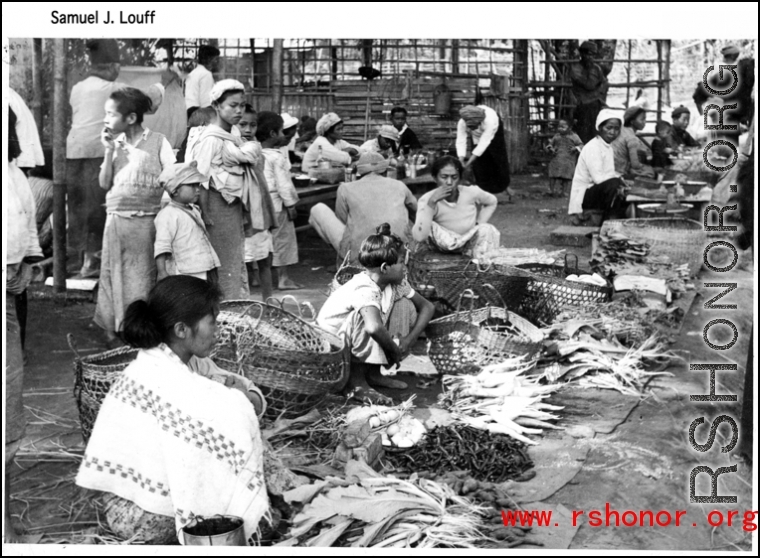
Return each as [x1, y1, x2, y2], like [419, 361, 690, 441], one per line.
[154, 161, 220, 285]
[651, 120, 675, 168]
[96, 87, 176, 346]
[238, 104, 274, 300]
[547, 118, 583, 197]
[317, 224, 435, 404]
[257, 111, 302, 291]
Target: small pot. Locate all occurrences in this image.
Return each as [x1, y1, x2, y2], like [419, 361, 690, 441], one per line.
[181, 515, 246, 546]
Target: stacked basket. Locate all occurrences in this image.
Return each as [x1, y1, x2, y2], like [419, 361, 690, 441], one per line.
[515, 255, 612, 326]
[212, 300, 350, 418]
[427, 291, 544, 376]
[70, 334, 139, 443]
[599, 218, 705, 277]
[408, 249, 529, 313]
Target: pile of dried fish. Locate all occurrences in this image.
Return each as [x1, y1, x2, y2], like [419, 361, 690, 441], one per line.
[278, 462, 493, 548]
[385, 425, 534, 483]
[591, 230, 695, 294]
[480, 247, 565, 267]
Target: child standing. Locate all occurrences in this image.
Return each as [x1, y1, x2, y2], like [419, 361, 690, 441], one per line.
[154, 161, 220, 285]
[257, 112, 302, 291]
[651, 120, 676, 169]
[238, 104, 275, 300]
[547, 118, 583, 197]
[317, 224, 435, 404]
[191, 80, 276, 300]
[95, 87, 176, 346]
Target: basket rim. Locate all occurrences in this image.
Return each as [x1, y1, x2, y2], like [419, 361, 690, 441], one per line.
[428, 307, 544, 343]
[218, 300, 346, 356]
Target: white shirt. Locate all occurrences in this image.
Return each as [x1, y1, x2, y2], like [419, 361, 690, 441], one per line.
[456, 105, 500, 158]
[8, 88, 44, 168]
[7, 161, 43, 265]
[184, 65, 214, 109]
[568, 136, 619, 214]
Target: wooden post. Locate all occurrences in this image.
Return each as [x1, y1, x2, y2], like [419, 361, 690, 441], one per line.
[250, 39, 256, 90]
[625, 39, 632, 108]
[272, 39, 284, 113]
[655, 40, 663, 123]
[451, 39, 460, 74]
[32, 39, 44, 134]
[330, 39, 338, 82]
[52, 39, 67, 294]
[662, 39, 671, 107]
[510, 40, 529, 173]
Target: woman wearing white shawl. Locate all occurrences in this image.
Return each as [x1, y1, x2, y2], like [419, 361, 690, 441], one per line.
[191, 80, 276, 299]
[76, 276, 270, 545]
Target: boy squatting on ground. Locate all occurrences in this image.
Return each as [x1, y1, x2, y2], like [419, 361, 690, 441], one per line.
[317, 224, 435, 404]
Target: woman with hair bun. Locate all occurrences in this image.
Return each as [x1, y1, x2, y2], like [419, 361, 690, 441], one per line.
[317, 224, 435, 404]
[76, 276, 269, 545]
[95, 87, 176, 348]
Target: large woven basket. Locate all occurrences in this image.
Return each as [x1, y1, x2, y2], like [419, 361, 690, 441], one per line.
[69, 334, 138, 444]
[329, 252, 364, 295]
[212, 300, 350, 418]
[426, 291, 544, 376]
[516, 255, 612, 326]
[409, 247, 528, 314]
[600, 218, 705, 276]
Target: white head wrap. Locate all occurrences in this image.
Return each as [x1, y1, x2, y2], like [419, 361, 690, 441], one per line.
[595, 108, 623, 130]
[210, 79, 246, 104]
[316, 113, 342, 136]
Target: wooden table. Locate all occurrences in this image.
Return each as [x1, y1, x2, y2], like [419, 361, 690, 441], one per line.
[626, 191, 713, 219]
[402, 174, 437, 198]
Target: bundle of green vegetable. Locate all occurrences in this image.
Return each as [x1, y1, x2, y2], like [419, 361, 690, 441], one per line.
[278, 462, 493, 548]
[439, 358, 564, 445]
[538, 329, 677, 396]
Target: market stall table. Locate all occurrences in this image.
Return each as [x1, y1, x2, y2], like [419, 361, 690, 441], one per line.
[626, 189, 713, 219]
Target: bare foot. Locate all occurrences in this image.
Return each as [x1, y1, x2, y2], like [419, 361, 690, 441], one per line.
[367, 369, 408, 390]
[348, 386, 394, 405]
[277, 279, 303, 291]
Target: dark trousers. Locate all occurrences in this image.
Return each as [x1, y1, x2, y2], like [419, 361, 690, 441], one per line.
[66, 158, 107, 264]
[574, 100, 603, 144]
[582, 177, 628, 222]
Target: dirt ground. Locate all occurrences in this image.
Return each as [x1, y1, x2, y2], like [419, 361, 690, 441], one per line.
[6, 173, 755, 550]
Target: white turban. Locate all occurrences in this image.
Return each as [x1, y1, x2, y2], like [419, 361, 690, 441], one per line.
[210, 79, 246, 104]
[595, 108, 623, 130]
[316, 112, 342, 136]
[281, 112, 299, 130]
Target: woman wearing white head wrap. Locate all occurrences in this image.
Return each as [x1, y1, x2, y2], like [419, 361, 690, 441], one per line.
[191, 79, 276, 300]
[455, 105, 511, 196]
[301, 113, 360, 170]
[359, 125, 400, 157]
[568, 109, 629, 224]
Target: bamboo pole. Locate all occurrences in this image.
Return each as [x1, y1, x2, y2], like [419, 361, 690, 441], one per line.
[656, 40, 663, 123]
[663, 40, 671, 107]
[625, 40, 632, 108]
[272, 39, 284, 112]
[32, 39, 44, 135]
[52, 39, 67, 294]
